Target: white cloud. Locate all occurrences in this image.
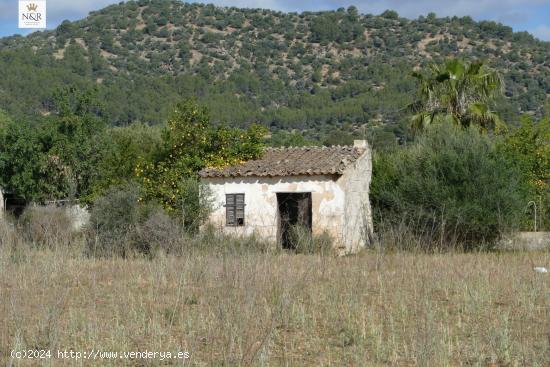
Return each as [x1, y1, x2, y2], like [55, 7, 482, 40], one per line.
[530, 24, 550, 40]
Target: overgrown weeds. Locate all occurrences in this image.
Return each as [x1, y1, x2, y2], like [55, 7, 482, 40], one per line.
[19, 206, 76, 249]
[1, 203, 549, 365]
[0, 238, 548, 366]
[289, 225, 333, 255]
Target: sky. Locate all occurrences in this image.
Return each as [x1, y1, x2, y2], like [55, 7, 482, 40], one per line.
[1, 0, 549, 40]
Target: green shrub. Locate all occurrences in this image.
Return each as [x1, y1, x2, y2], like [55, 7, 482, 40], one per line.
[178, 177, 213, 233]
[133, 209, 183, 255]
[372, 123, 528, 249]
[86, 183, 182, 257]
[137, 100, 264, 219]
[497, 114, 550, 231]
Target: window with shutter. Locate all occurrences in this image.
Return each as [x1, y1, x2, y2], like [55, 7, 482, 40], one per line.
[225, 193, 245, 226]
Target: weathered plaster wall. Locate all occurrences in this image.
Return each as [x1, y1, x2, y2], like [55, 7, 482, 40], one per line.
[203, 175, 346, 244]
[202, 142, 373, 253]
[337, 142, 373, 252]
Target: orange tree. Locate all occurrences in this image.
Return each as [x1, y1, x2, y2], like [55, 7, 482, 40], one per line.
[136, 100, 266, 230]
[499, 111, 550, 230]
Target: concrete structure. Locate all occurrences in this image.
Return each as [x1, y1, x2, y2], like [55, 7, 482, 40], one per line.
[199, 140, 373, 253]
[499, 232, 550, 251]
[0, 187, 3, 218]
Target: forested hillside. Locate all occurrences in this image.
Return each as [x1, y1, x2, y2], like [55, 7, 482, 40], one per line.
[1, 0, 549, 145]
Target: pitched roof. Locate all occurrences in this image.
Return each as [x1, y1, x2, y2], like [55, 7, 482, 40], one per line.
[199, 145, 366, 178]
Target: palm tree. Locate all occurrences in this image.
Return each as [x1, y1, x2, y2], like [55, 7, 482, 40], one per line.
[409, 59, 504, 131]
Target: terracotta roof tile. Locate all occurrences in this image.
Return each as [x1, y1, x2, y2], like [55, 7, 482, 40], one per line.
[199, 145, 365, 178]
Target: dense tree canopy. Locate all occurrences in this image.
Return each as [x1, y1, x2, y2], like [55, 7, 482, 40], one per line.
[0, 88, 107, 202]
[499, 110, 550, 229]
[137, 100, 267, 222]
[0, 0, 548, 146]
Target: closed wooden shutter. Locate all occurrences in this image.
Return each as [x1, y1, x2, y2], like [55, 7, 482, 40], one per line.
[225, 194, 245, 226]
[235, 194, 245, 225]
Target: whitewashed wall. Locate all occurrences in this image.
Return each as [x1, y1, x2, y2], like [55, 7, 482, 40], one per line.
[203, 175, 346, 245]
[339, 144, 373, 252]
[202, 143, 373, 253]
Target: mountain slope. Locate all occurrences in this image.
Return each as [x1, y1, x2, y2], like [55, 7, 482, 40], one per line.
[1, 0, 549, 145]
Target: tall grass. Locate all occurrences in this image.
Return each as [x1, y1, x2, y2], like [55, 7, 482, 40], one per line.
[1, 221, 549, 366]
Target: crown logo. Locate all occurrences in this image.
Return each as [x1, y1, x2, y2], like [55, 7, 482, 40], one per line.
[26, 3, 38, 11]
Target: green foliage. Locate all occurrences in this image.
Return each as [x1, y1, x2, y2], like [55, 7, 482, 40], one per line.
[499, 113, 550, 229]
[310, 13, 364, 43]
[0, 119, 48, 200]
[372, 123, 528, 248]
[0, 0, 548, 245]
[137, 100, 266, 221]
[323, 129, 356, 146]
[92, 123, 162, 198]
[380, 10, 399, 20]
[44, 87, 108, 202]
[89, 183, 146, 237]
[86, 183, 179, 257]
[409, 59, 504, 131]
[269, 130, 316, 147]
[0, 88, 107, 202]
[0, 0, 548, 142]
[0, 109, 12, 131]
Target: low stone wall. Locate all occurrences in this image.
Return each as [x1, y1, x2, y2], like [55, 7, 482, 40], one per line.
[499, 232, 550, 251]
[66, 205, 90, 231]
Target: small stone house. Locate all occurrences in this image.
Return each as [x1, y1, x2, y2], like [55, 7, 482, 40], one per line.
[199, 140, 373, 253]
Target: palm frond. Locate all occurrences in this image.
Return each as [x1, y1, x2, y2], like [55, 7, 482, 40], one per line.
[408, 58, 504, 133]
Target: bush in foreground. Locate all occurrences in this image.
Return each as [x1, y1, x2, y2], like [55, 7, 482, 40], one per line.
[19, 206, 75, 249]
[372, 123, 529, 250]
[86, 183, 182, 257]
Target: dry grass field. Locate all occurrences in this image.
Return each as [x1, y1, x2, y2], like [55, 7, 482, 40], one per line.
[1, 242, 549, 366]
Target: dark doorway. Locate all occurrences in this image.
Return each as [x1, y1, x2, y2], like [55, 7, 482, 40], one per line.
[3, 194, 26, 218]
[277, 192, 312, 249]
